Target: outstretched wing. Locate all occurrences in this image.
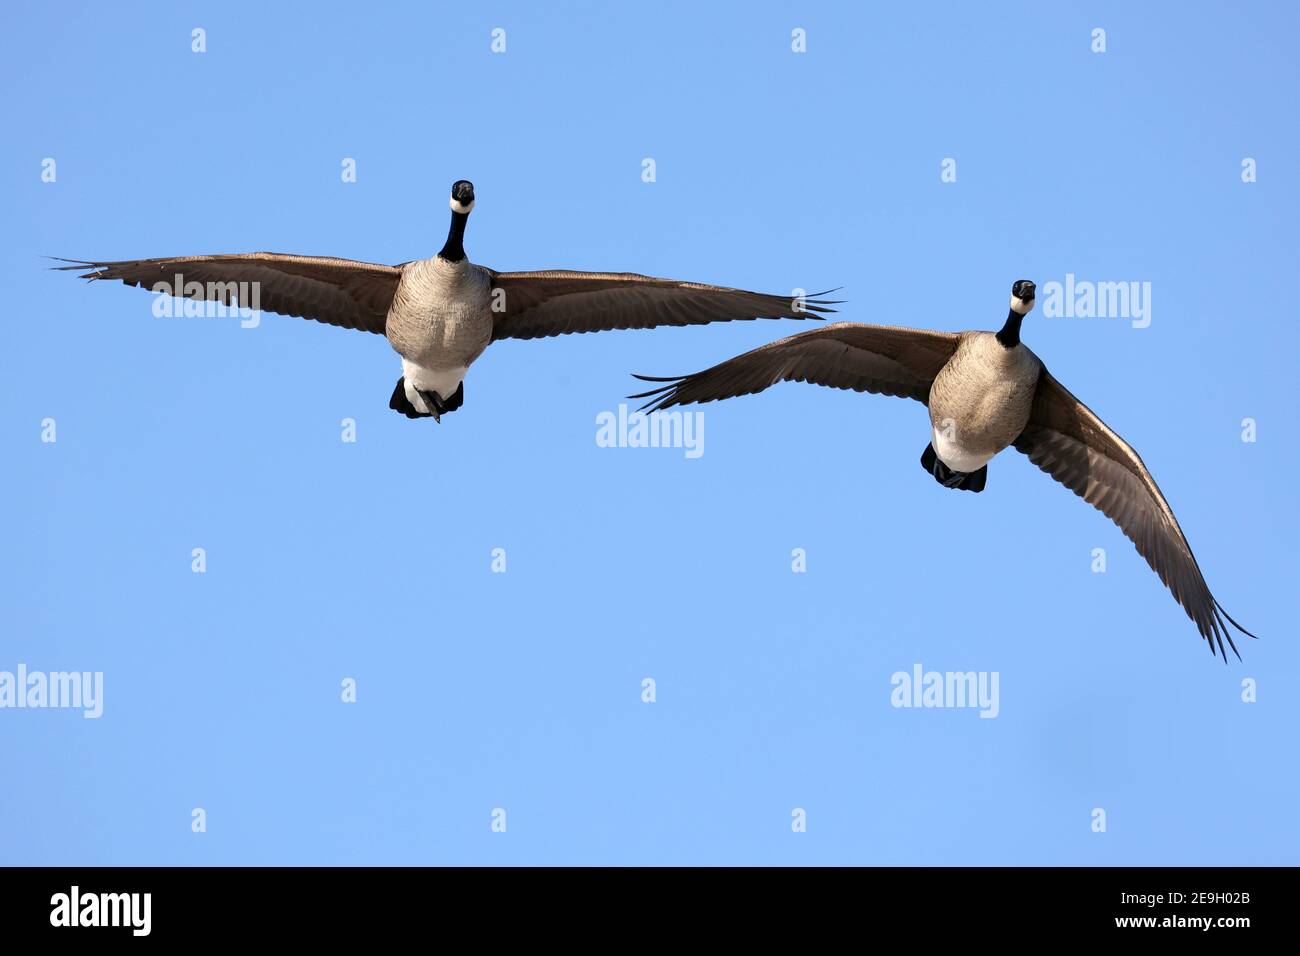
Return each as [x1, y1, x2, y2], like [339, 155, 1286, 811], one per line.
[1013, 369, 1256, 660]
[487, 269, 837, 341]
[55, 253, 401, 334]
[630, 321, 961, 410]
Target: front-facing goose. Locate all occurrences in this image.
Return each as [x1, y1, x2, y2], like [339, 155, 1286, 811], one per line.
[631, 279, 1256, 661]
[57, 180, 835, 421]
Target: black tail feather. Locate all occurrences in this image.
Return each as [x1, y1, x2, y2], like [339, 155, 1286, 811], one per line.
[920, 443, 987, 493]
[389, 379, 426, 419]
[441, 381, 465, 413]
[388, 378, 464, 420]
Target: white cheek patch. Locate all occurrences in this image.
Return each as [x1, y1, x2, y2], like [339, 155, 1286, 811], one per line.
[1009, 295, 1035, 316]
[449, 197, 475, 215]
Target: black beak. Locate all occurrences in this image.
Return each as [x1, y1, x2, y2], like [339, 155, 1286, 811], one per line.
[1013, 280, 1036, 300]
[451, 180, 475, 205]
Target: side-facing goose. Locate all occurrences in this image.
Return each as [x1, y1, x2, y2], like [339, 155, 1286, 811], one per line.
[631, 279, 1256, 661]
[56, 180, 835, 421]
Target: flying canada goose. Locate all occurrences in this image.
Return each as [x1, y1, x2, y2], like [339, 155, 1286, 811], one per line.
[631, 279, 1256, 661]
[56, 180, 836, 421]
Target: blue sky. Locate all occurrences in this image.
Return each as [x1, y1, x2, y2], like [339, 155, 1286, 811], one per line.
[2, 1, 1296, 865]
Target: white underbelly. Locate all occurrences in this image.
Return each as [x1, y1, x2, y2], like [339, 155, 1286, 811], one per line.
[403, 358, 466, 411]
[932, 427, 996, 473]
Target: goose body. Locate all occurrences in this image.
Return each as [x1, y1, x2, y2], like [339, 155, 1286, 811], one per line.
[928, 332, 1041, 474]
[58, 179, 836, 422]
[387, 254, 494, 414]
[631, 279, 1256, 661]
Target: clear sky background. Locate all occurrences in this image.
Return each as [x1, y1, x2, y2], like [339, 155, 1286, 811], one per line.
[2, 1, 1296, 865]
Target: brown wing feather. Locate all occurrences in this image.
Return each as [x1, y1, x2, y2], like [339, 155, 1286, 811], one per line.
[488, 270, 837, 341]
[1013, 369, 1255, 660]
[630, 322, 961, 410]
[56, 253, 401, 334]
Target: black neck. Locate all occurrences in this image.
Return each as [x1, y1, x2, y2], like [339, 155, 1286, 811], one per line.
[437, 211, 470, 262]
[996, 307, 1023, 348]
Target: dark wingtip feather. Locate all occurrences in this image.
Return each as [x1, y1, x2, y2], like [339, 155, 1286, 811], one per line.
[627, 381, 677, 401]
[631, 373, 690, 384]
[48, 257, 111, 282]
[1218, 610, 1242, 662]
[626, 376, 686, 412]
[1215, 600, 1258, 641]
[1199, 601, 1254, 663]
[47, 256, 99, 272]
[791, 288, 844, 316]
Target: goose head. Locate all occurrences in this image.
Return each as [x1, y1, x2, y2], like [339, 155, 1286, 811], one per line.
[1009, 279, 1036, 316]
[449, 179, 476, 215]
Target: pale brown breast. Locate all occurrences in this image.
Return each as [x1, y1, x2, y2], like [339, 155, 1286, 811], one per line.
[928, 333, 1043, 457]
[386, 259, 494, 368]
